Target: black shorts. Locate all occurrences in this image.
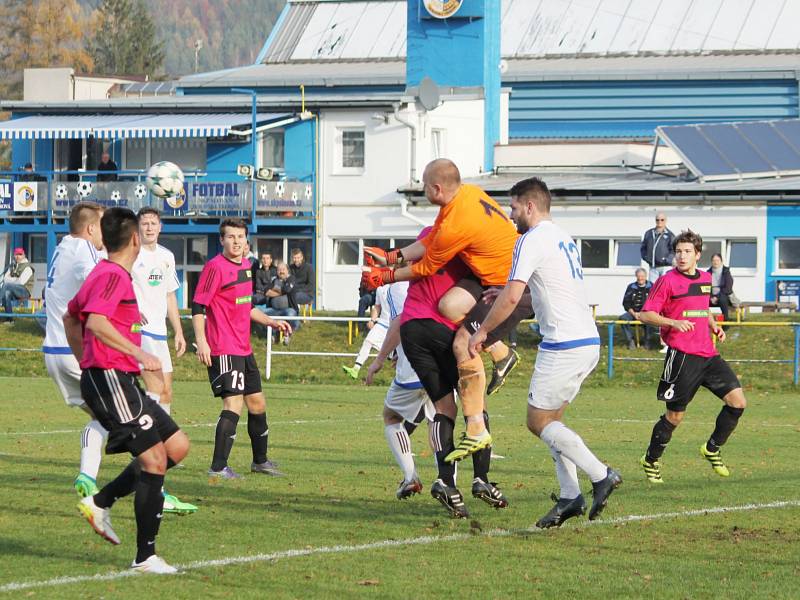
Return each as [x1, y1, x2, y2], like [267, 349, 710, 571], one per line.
[400, 319, 458, 403]
[458, 277, 534, 346]
[657, 348, 741, 412]
[81, 368, 180, 456]
[208, 353, 262, 398]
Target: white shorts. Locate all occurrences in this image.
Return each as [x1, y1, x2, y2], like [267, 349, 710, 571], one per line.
[364, 324, 388, 350]
[141, 335, 173, 374]
[44, 352, 84, 407]
[384, 381, 435, 424]
[528, 345, 599, 410]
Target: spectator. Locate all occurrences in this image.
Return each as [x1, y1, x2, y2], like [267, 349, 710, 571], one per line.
[708, 253, 735, 323]
[356, 281, 376, 333]
[19, 163, 46, 182]
[640, 212, 675, 283]
[289, 248, 314, 306]
[1, 247, 35, 320]
[257, 261, 299, 341]
[619, 267, 657, 349]
[253, 252, 277, 306]
[96, 152, 118, 182]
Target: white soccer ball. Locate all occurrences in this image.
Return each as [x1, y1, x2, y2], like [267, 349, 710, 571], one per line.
[134, 183, 148, 200]
[110, 190, 121, 201]
[146, 161, 184, 199]
[55, 184, 68, 199]
[77, 181, 93, 197]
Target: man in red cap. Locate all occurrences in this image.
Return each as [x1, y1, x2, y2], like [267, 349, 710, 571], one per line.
[1, 247, 34, 319]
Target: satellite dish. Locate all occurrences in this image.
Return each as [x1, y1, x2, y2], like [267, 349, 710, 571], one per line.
[417, 76, 441, 111]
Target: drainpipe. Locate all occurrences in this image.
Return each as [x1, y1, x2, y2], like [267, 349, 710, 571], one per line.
[393, 102, 417, 183]
[399, 196, 428, 227]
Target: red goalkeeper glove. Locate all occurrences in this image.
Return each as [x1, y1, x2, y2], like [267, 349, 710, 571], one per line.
[363, 246, 402, 266]
[361, 266, 396, 290]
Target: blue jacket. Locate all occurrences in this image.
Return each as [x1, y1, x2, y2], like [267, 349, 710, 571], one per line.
[640, 227, 675, 268]
[622, 280, 652, 312]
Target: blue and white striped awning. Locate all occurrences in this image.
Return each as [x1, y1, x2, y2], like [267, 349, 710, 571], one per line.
[0, 113, 290, 140]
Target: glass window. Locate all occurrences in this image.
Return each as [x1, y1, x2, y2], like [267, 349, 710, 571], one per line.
[698, 241, 723, 269]
[159, 236, 185, 264]
[28, 235, 47, 263]
[261, 131, 284, 169]
[615, 240, 641, 267]
[124, 139, 147, 170]
[362, 238, 391, 251]
[253, 238, 284, 262]
[333, 239, 359, 265]
[580, 239, 609, 269]
[777, 239, 800, 270]
[392, 238, 417, 249]
[729, 240, 757, 269]
[86, 137, 107, 172]
[187, 237, 208, 265]
[431, 129, 445, 159]
[288, 239, 313, 265]
[151, 138, 206, 172]
[342, 129, 365, 168]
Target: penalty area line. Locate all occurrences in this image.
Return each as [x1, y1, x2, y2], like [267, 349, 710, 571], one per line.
[2, 498, 799, 593]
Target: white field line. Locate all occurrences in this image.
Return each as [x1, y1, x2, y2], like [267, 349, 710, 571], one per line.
[1, 498, 798, 594]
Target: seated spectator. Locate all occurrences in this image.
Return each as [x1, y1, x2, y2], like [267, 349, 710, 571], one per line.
[18, 163, 46, 182]
[253, 252, 277, 306]
[356, 281, 376, 334]
[256, 261, 299, 342]
[1, 247, 35, 320]
[708, 253, 735, 323]
[96, 152, 118, 182]
[619, 267, 657, 349]
[289, 248, 314, 306]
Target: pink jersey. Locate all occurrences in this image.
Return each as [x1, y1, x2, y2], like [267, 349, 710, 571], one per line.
[67, 260, 142, 373]
[642, 268, 717, 357]
[193, 254, 254, 356]
[401, 257, 469, 331]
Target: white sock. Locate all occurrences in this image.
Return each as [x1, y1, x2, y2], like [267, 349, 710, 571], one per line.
[80, 420, 108, 480]
[159, 402, 172, 415]
[354, 340, 373, 368]
[549, 446, 581, 499]
[147, 392, 160, 403]
[384, 423, 416, 481]
[540, 421, 607, 483]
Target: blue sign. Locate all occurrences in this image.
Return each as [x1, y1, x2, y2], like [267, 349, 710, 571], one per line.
[0, 180, 11, 210]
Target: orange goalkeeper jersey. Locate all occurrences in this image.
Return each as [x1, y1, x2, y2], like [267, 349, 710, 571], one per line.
[411, 184, 518, 286]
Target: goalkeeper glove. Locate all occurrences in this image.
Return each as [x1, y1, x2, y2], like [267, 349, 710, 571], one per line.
[363, 246, 402, 266]
[361, 266, 396, 290]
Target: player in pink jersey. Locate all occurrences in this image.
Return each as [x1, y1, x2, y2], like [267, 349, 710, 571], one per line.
[64, 207, 190, 574]
[192, 218, 292, 479]
[638, 230, 747, 484]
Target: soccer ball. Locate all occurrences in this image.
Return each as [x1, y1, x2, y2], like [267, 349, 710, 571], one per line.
[77, 181, 93, 197]
[146, 161, 184, 199]
[134, 183, 148, 200]
[55, 184, 68, 200]
[110, 190, 121, 201]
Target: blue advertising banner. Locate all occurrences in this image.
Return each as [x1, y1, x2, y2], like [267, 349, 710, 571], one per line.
[0, 180, 12, 210]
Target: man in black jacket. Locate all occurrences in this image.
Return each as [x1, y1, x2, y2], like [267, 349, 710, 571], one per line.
[619, 268, 656, 349]
[640, 212, 675, 283]
[289, 248, 314, 306]
[96, 153, 118, 182]
[253, 253, 277, 306]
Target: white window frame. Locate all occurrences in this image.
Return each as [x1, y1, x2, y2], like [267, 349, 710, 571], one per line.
[328, 237, 410, 272]
[577, 238, 612, 272]
[726, 238, 758, 276]
[773, 237, 800, 276]
[122, 138, 207, 173]
[333, 126, 366, 175]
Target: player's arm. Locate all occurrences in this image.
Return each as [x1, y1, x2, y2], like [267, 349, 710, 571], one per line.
[365, 317, 401, 386]
[63, 311, 84, 362]
[368, 303, 379, 329]
[467, 280, 526, 357]
[191, 265, 219, 366]
[708, 313, 726, 342]
[166, 291, 186, 357]
[364, 240, 426, 266]
[637, 311, 694, 332]
[250, 306, 292, 335]
[85, 313, 161, 370]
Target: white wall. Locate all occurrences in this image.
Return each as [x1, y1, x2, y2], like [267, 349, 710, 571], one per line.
[495, 141, 681, 168]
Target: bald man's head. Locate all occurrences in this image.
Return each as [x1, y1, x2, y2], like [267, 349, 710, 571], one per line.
[422, 159, 461, 206]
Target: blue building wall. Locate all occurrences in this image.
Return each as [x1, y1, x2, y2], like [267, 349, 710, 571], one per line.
[284, 119, 315, 182]
[765, 205, 800, 300]
[508, 79, 800, 139]
[206, 140, 252, 180]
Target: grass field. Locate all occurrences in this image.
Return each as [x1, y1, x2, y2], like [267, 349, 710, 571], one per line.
[1, 357, 799, 598]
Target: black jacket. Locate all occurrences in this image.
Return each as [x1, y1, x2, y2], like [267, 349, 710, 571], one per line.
[97, 160, 118, 182]
[254, 265, 277, 294]
[707, 266, 734, 296]
[640, 227, 675, 268]
[290, 262, 314, 294]
[622, 281, 652, 312]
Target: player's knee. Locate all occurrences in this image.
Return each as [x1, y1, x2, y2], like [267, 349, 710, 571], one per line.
[437, 287, 474, 323]
[724, 389, 746, 409]
[139, 443, 168, 475]
[166, 431, 190, 464]
[383, 406, 402, 424]
[665, 410, 684, 426]
[159, 387, 172, 405]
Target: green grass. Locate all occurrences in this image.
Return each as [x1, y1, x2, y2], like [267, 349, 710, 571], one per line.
[1, 370, 799, 598]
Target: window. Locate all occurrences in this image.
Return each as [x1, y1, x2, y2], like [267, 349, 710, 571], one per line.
[159, 236, 185, 264]
[124, 139, 147, 170]
[698, 241, 723, 269]
[252, 238, 284, 262]
[777, 239, 800, 270]
[580, 239, 609, 269]
[124, 138, 207, 172]
[728, 240, 757, 269]
[615, 240, 641, 267]
[431, 129, 446, 159]
[341, 129, 365, 169]
[362, 238, 391, 251]
[28, 235, 47, 263]
[333, 239, 359, 265]
[261, 131, 284, 170]
[288, 239, 313, 265]
[393, 238, 417, 249]
[187, 237, 208, 265]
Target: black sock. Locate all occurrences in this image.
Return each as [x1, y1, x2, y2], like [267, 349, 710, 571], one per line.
[471, 411, 491, 482]
[403, 420, 418, 435]
[134, 471, 165, 564]
[247, 412, 269, 464]
[707, 406, 745, 452]
[94, 460, 141, 509]
[211, 410, 239, 471]
[646, 414, 677, 462]
[432, 414, 456, 487]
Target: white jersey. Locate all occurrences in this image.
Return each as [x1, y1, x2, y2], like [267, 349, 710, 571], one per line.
[43, 235, 105, 351]
[374, 284, 392, 329]
[132, 244, 180, 338]
[382, 281, 420, 386]
[508, 220, 599, 350]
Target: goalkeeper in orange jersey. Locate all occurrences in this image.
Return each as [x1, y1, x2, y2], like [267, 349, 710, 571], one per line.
[362, 158, 532, 462]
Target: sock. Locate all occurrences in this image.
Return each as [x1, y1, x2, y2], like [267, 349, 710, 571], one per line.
[550, 446, 581, 499]
[354, 339, 372, 367]
[159, 402, 172, 415]
[403, 420, 418, 435]
[471, 411, 491, 481]
[456, 356, 486, 435]
[539, 421, 607, 483]
[94, 460, 141, 509]
[646, 415, 677, 462]
[487, 341, 509, 364]
[385, 422, 416, 481]
[247, 412, 269, 464]
[80, 420, 108, 480]
[707, 406, 745, 452]
[146, 392, 160, 403]
[134, 471, 165, 564]
[211, 410, 240, 471]
[430, 414, 456, 487]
